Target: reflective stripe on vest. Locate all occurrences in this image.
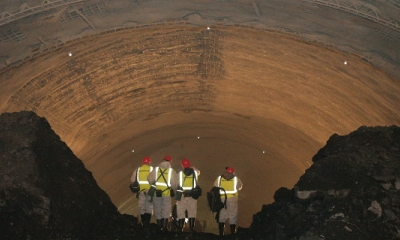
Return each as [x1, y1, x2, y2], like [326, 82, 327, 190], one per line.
[179, 171, 198, 191]
[154, 167, 172, 190]
[217, 176, 238, 197]
[137, 165, 153, 189]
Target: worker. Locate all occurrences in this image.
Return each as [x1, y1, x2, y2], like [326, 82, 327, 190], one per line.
[147, 155, 178, 233]
[214, 167, 243, 237]
[176, 158, 200, 235]
[130, 156, 153, 227]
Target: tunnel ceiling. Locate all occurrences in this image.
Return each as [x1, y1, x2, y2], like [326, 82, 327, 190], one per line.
[0, 0, 400, 230]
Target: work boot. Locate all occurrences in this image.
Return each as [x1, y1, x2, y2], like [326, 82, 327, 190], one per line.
[218, 223, 225, 237]
[178, 219, 185, 232]
[162, 218, 169, 233]
[140, 214, 145, 226]
[143, 213, 151, 228]
[230, 224, 236, 235]
[156, 219, 163, 231]
[142, 214, 151, 236]
[189, 218, 196, 235]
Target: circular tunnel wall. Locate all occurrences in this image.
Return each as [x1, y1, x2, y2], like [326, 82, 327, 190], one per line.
[1, 24, 400, 232]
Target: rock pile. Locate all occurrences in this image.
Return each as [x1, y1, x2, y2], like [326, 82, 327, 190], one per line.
[0, 111, 138, 239]
[250, 125, 400, 240]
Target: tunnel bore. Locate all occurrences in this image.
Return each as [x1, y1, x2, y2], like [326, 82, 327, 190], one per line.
[1, 25, 400, 233]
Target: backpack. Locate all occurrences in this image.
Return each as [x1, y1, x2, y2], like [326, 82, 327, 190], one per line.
[129, 169, 140, 193]
[207, 186, 226, 213]
[191, 185, 202, 200]
[190, 172, 202, 200]
[129, 181, 140, 193]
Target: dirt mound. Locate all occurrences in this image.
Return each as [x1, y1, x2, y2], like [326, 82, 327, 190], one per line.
[250, 126, 400, 240]
[0, 111, 138, 239]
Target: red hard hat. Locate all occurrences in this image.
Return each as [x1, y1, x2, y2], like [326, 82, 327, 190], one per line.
[181, 158, 191, 168]
[163, 155, 172, 162]
[142, 156, 151, 164]
[226, 167, 235, 174]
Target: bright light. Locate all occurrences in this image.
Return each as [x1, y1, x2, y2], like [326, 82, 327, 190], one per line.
[262, 151, 265, 153]
[68, 52, 73, 57]
[344, 61, 347, 65]
[207, 27, 210, 30]
[132, 150, 135, 152]
[197, 136, 200, 139]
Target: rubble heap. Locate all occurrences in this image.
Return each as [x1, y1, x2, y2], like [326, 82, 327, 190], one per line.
[0, 111, 138, 239]
[250, 125, 400, 240]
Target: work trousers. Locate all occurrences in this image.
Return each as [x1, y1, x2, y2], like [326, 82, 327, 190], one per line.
[153, 195, 172, 219]
[176, 196, 197, 219]
[218, 196, 238, 224]
[138, 191, 153, 215]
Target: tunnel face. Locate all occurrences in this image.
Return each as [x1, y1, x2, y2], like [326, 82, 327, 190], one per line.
[1, 0, 400, 233]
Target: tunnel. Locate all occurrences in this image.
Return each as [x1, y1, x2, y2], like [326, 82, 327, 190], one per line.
[0, 0, 399, 234]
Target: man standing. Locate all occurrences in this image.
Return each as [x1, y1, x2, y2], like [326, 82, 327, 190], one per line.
[147, 155, 178, 233]
[176, 158, 200, 235]
[214, 167, 243, 237]
[130, 156, 153, 227]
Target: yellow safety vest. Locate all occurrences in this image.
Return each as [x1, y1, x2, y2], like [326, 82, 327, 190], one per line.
[155, 167, 172, 196]
[137, 165, 153, 190]
[218, 176, 238, 198]
[179, 171, 198, 192]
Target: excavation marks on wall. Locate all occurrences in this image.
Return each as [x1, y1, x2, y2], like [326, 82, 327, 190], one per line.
[0, 0, 84, 27]
[197, 29, 225, 79]
[390, 0, 400, 10]
[59, 3, 107, 23]
[371, 26, 400, 42]
[0, 30, 27, 43]
[303, 0, 400, 33]
[6, 26, 225, 140]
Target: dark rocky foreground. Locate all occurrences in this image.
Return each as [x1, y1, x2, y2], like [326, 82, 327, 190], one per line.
[250, 125, 400, 240]
[0, 111, 135, 239]
[1, 111, 400, 240]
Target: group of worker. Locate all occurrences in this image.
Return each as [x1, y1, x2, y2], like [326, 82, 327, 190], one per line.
[130, 155, 243, 237]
